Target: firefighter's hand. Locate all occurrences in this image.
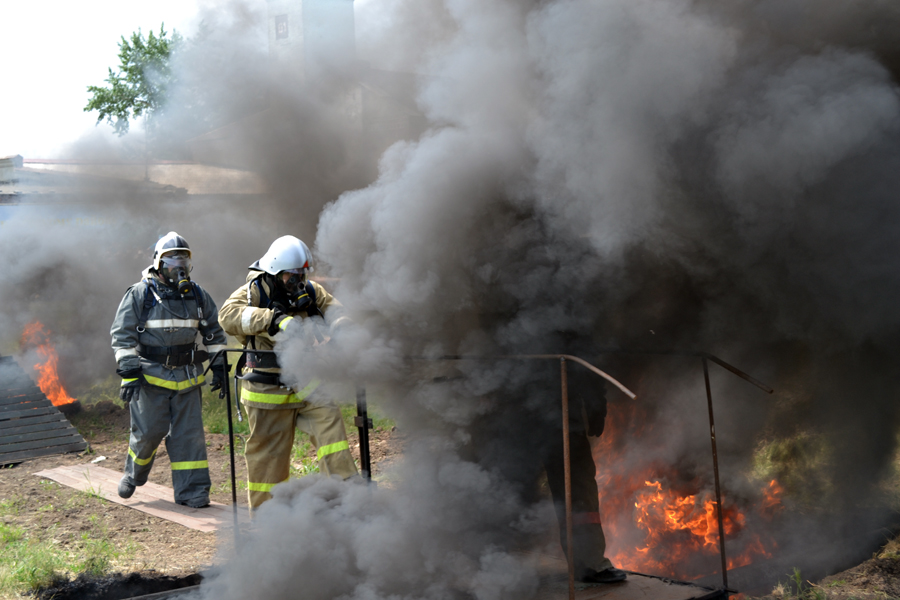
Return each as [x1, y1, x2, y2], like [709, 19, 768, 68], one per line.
[209, 363, 228, 396]
[116, 368, 142, 406]
[267, 307, 296, 336]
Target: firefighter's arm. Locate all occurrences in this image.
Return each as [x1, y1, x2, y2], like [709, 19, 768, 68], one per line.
[110, 285, 142, 373]
[313, 281, 352, 334]
[196, 286, 228, 359]
[110, 285, 143, 402]
[218, 282, 277, 337]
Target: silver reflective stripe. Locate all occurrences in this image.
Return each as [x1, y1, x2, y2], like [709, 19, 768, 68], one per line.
[241, 307, 255, 335]
[143, 319, 200, 329]
[330, 316, 351, 329]
[115, 347, 139, 361]
[207, 344, 227, 354]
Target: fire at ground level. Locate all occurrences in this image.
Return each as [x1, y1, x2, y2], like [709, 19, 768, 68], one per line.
[3, 390, 900, 600]
[5, 331, 900, 598]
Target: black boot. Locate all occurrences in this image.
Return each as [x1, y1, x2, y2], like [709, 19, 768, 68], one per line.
[579, 567, 627, 584]
[118, 475, 136, 499]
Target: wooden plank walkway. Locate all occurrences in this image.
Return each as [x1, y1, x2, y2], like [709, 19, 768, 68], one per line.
[0, 356, 87, 465]
[34, 464, 246, 533]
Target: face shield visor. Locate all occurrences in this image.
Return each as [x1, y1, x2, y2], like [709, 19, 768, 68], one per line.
[159, 251, 193, 294]
[278, 268, 309, 298]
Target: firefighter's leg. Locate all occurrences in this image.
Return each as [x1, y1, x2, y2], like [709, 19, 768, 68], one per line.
[546, 430, 613, 575]
[124, 385, 171, 485]
[295, 402, 358, 478]
[244, 404, 295, 510]
[166, 386, 211, 507]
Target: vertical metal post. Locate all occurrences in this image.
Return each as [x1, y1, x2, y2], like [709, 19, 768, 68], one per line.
[561, 358, 575, 600]
[220, 352, 240, 550]
[356, 386, 372, 480]
[703, 357, 728, 590]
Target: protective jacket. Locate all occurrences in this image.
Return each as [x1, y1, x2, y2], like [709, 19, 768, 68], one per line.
[111, 268, 228, 389]
[217, 271, 347, 409]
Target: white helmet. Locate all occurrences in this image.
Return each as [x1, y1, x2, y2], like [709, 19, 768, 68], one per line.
[152, 231, 191, 270]
[250, 235, 314, 276]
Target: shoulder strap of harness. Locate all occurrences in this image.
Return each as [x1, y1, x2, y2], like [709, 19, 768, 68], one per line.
[303, 282, 323, 319]
[137, 279, 158, 332]
[251, 277, 271, 308]
[245, 275, 270, 350]
[191, 281, 213, 336]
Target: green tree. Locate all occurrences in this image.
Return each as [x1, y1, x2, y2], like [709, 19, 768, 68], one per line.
[84, 24, 182, 136]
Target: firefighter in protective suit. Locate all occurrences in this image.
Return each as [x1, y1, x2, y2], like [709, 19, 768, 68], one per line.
[218, 235, 358, 511]
[111, 232, 228, 507]
[547, 369, 626, 583]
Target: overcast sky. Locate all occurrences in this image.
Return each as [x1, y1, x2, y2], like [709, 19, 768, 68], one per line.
[0, 1, 214, 158]
[1, 0, 393, 159]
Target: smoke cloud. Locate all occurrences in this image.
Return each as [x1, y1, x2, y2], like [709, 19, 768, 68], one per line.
[4, 0, 900, 594]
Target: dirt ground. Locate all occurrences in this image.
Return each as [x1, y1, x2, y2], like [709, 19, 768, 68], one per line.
[0, 400, 402, 583]
[4, 401, 900, 599]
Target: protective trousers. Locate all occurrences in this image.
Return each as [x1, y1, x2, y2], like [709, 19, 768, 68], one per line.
[244, 403, 357, 510]
[545, 429, 613, 575]
[124, 384, 211, 507]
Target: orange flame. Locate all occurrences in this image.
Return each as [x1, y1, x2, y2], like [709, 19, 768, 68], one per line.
[20, 322, 76, 406]
[593, 400, 783, 580]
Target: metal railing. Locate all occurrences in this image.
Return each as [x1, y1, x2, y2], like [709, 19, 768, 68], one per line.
[416, 351, 772, 597]
[209, 348, 770, 597]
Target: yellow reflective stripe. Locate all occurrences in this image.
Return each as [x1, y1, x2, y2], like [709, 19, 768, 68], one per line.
[143, 373, 205, 391]
[206, 344, 227, 354]
[277, 316, 295, 331]
[241, 379, 320, 404]
[171, 460, 209, 471]
[120, 378, 139, 386]
[248, 478, 287, 493]
[128, 447, 157, 466]
[317, 441, 350, 460]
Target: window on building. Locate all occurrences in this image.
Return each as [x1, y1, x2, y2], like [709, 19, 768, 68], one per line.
[275, 15, 289, 39]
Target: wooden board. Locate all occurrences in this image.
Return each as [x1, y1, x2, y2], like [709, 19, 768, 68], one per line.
[0, 356, 87, 465]
[34, 464, 246, 533]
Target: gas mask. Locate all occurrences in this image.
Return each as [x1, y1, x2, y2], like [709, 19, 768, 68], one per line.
[159, 251, 193, 295]
[277, 268, 310, 309]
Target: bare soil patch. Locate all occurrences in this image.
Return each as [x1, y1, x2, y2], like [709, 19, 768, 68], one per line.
[0, 400, 402, 591]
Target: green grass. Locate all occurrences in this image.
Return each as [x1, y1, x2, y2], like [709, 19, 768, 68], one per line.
[752, 432, 834, 509]
[201, 386, 250, 436]
[76, 375, 122, 407]
[290, 438, 320, 477]
[339, 400, 395, 433]
[0, 496, 133, 598]
[0, 521, 68, 594]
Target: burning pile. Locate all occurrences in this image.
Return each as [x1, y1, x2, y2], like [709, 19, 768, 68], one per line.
[20, 321, 77, 408]
[595, 399, 785, 581]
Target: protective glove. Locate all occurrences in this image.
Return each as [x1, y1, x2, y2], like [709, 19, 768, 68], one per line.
[209, 362, 228, 395]
[116, 367, 142, 405]
[267, 306, 296, 336]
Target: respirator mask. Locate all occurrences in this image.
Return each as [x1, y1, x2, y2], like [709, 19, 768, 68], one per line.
[278, 268, 310, 309]
[159, 251, 193, 295]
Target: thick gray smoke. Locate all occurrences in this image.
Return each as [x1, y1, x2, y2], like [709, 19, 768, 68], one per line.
[278, 0, 900, 593]
[3, 0, 900, 595]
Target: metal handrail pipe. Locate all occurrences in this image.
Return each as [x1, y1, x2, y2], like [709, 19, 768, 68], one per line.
[407, 354, 637, 400]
